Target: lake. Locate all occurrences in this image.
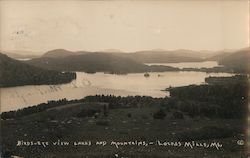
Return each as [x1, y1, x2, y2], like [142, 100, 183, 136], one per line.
[145, 61, 220, 68]
[1, 70, 233, 112]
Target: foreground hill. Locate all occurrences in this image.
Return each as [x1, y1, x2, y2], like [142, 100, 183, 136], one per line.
[26, 52, 179, 73]
[0, 53, 76, 87]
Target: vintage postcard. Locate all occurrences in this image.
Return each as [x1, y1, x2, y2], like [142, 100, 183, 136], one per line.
[0, 0, 249, 157]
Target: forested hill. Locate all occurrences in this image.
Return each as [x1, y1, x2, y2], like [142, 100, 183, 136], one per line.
[218, 48, 249, 73]
[0, 53, 76, 87]
[25, 52, 179, 73]
[126, 50, 204, 63]
[42, 49, 90, 58]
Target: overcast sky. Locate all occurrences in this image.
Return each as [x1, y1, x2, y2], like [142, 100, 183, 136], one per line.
[0, 0, 249, 54]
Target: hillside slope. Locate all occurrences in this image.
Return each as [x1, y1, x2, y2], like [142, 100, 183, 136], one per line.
[218, 48, 249, 73]
[0, 53, 76, 87]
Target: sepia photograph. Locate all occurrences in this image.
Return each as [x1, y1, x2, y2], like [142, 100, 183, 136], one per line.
[0, 0, 249, 157]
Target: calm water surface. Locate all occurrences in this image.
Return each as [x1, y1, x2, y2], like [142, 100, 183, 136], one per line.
[145, 61, 219, 69]
[1, 70, 233, 112]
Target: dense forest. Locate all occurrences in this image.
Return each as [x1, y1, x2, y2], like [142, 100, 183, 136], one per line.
[0, 53, 76, 87]
[169, 75, 248, 118]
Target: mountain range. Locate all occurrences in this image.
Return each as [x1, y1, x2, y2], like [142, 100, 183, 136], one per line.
[41, 49, 208, 63]
[26, 52, 179, 73]
[2, 47, 249, 77]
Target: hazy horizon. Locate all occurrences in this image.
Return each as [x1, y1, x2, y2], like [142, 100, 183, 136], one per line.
[0, 0, 249, 55]
[1, 47, 249, 56]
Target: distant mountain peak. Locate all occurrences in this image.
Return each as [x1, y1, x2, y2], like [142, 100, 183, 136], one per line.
[43, 49, 74, 58]
[148, 49, 166, 52]
[46, 49, 72, 53]
[100, 49, 124, 53]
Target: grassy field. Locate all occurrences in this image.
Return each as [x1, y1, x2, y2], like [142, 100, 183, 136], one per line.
[1, 101, 246, 158]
